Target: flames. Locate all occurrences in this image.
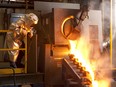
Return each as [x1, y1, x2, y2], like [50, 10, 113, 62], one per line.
[68, 37, 111, 87]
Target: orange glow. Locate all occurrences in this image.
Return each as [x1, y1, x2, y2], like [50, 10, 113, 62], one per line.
[69, 37, 111, 87]
[69, 38, 94, 81]
[61, 15, 74, 38]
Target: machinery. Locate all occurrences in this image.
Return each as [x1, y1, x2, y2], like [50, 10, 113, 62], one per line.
[0, 1, 112, 87]
[35, 1, 104, 87]
[62, 54, 92, 87]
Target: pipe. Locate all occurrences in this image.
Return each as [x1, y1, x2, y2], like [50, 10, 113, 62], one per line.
[0, 2, 34, 9]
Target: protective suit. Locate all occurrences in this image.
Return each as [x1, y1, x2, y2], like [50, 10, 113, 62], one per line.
[5, 13, 38, 67]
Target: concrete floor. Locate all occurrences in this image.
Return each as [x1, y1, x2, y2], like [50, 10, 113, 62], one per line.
[0, 84, 43, 87]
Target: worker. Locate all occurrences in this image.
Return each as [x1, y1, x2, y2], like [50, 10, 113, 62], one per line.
[5, 13, 38, 68]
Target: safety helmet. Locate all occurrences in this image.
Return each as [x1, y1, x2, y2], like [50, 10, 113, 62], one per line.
[26, 13, 38, 24]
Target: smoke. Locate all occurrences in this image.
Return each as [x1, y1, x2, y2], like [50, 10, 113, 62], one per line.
[100, 0, 110, 42]
[89, 1, 113, 86]
[91, 49, 112, 87]
[88, 0, 101, 10]
[89, 0, 110, 42]
[86, 1, 112, 86]
[69, 35, 112, 87]
[83, 36, 112, 87]
[112, 1, 116, 40]
[68, 0, 113, 86]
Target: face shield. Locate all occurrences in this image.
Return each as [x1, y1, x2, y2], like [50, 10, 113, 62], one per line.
[22, 13, 38, 31]
[26, 13, 38, 25]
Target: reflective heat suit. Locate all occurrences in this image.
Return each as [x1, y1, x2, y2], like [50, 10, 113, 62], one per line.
[5, 13, 38, 67]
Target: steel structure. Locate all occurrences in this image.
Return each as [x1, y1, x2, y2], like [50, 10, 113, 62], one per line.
[62, 55, 92, 87]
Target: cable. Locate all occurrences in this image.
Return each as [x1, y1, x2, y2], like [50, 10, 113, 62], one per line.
[10, 67, 16, 87]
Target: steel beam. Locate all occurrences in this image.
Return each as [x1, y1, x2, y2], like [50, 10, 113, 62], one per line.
[0, 2, 34, 9]
[0, 73, 44, 86]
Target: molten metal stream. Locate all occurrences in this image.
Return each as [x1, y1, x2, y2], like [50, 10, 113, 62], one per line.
[68, 38, 111, 87]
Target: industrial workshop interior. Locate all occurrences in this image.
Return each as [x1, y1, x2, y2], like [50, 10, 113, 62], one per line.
[0, 0, 116, 87]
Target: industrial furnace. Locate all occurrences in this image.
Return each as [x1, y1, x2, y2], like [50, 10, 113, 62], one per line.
[37, 6, 103, 87]
[0, 1, 112, 87]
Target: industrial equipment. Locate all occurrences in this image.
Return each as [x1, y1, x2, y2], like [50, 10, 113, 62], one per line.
[62, 54, 92, 87]
[36, 4, 103, 86]
[0, 1, 113, 87]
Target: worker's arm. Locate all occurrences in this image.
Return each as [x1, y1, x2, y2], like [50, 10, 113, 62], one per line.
[27, 27, 36, 38]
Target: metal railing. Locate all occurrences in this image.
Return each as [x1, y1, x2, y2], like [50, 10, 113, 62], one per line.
[0, 29, 27, 74]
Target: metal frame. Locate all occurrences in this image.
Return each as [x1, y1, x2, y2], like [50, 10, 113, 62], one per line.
[62, 58, 81, 82]
[0, 73, 44, 86]
[0, 30, 44, 86]
[0, 68, 24, 74]
[62, 57, 92, 87]
[0, 30, 27, 74]
[0, 1, 33, 9]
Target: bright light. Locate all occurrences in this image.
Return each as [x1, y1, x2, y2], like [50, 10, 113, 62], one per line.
[69, 38, 94, 85]
[69, 37, 111, 87]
